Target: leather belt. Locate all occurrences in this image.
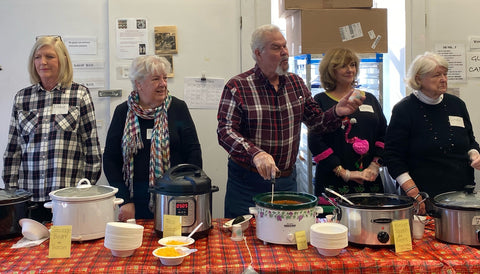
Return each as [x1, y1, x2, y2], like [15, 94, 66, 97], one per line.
[230, 158, 293, 178]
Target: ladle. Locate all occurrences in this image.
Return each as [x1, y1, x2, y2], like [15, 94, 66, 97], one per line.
[187, 222, 204, 238]
[270, 176, 275, 204]
[325, 187, 355, 206]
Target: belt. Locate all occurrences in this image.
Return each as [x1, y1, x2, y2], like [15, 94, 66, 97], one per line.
[230, 158, 293, 178]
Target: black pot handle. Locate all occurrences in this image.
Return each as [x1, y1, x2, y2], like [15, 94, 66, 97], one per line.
[211, 186, 219, 193]
[167, 164, 202, 176]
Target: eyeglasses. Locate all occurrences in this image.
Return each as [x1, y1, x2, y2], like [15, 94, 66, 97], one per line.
[35, 35, 63, 41]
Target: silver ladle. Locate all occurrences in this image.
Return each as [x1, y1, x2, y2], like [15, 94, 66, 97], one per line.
[325, 187, 355, 206]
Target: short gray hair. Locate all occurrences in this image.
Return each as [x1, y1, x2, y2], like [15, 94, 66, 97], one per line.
[129, 55, 172, 90]
[250, 24, 281, 61]
[406, 51, 449, 91]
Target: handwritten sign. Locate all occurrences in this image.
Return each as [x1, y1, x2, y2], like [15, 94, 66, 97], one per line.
[466, 52, 480, 78]
[163, 215, 182, 237]
[391, 219, 412, 253]
[48, 225, 72, 258]
[295, 231, 308, 250]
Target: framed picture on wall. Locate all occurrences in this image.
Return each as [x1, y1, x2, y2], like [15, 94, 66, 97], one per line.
[154, 26, 178, 54]
[157, 54, 174, 77]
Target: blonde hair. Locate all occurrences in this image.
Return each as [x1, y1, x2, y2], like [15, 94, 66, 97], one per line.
[319, 48, 360, 91]
[406, 51, 449, 90]
[28, 36, 73, 88]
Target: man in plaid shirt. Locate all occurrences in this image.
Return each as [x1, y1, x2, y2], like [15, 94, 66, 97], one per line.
[217, 25, 364, 218]
[2, 36, 102, 223]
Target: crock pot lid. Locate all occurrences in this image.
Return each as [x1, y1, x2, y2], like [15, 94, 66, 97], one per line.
[0, 188, 32, 204]
[153, 173, 211, 194]
[338, 193, 413, 208]
[434, 191, 480, 208]
[53, 185, 115, 198]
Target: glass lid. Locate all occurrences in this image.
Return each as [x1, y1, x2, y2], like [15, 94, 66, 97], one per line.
[50, 179, 117, 200]
[433, 186, 480, 209]
[0, 188, 32, 204]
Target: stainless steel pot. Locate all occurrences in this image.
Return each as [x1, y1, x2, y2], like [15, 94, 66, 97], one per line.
[0, 189, 33, 239]
[335, 193, 415, 246]
[429, 185, 480, 246]
[249, 192, 323, 245]
[44, 179, 123, 241]
[151, 164, 218, 240]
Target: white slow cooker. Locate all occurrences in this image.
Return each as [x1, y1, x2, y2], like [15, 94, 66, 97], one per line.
[44, 178, 123, 241]
[249, 191, 323, 245]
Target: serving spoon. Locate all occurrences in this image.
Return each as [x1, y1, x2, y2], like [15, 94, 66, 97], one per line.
[325, 187, 355, 206]
[187, 222, 203, 238]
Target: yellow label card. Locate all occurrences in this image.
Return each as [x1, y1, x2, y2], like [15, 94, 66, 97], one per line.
[391, 219, 412, 253]
[295, 230, 308, 250]
[48, 225, 72, 258]
[163, 215, 182, 237]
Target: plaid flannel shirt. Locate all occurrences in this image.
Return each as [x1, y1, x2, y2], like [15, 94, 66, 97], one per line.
[217, 65, 341, 171]
[2, 82, 102, 202]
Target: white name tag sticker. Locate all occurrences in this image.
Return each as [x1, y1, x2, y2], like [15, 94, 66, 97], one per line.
[359, 104, 374, 113]
[51, 104, 69, 115]
[449, 116, 465, 128]
[146, 128, 153, 140]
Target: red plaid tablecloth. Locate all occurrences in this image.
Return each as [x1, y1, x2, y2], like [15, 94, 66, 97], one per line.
[1, 218, 480, 273]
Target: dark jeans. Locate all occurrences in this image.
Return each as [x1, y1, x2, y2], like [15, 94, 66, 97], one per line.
[224, 158, 297, 218]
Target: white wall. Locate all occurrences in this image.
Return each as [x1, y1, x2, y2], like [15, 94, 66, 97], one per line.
[0, 0, 270, 218]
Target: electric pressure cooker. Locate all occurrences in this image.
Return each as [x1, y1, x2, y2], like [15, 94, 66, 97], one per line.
[150, 164, 218, 239]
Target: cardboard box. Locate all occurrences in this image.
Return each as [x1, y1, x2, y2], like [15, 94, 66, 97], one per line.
[279, 0, 373, 18]
[285, 9, 388, 55]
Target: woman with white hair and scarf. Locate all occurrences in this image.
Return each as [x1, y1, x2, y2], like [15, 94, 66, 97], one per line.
[104, 55, 202, 221]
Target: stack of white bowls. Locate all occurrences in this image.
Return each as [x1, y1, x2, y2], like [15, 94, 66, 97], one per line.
[310, 222, 348, 256]
[104, 222, 144, 257]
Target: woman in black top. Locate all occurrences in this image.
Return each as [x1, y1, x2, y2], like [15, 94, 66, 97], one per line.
[309, 48, 387, 197]
[384, 52, 480, 214]
[103, 55, 202, 220]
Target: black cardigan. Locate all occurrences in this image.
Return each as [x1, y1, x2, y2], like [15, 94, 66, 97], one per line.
[103, 96, 202, 219]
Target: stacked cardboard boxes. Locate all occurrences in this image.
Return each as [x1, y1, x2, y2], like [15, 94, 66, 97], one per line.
[281, 0, 388, 55]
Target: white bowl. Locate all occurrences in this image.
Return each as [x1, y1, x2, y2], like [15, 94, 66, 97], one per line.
[158, 236, 195, 247]
[111, 249, 135, 257]
[223, 214, 252, 232]
[105, 222, 144, 235]
[153, 246, 191, 266]
[310, 222, 348, 235]
[19, 218, 50, 240]
[316, 247, 343, 257]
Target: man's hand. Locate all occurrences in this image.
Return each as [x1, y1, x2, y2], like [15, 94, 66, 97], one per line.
[253, 152, 280, 180]
[335, 89, 365, 116]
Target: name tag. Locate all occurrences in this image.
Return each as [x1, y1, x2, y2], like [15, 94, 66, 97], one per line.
[359, 104, 374, 113]
[449, 116, 465, 128]
[51, 104, 69, 115]
[146, 128, 153, 140]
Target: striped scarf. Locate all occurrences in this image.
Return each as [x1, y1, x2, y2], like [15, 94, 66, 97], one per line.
[122, 90, 171, 199]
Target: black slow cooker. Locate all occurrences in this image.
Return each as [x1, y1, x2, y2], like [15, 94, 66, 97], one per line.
[150, 164, 219, 239]
[0, 188, 33, 239]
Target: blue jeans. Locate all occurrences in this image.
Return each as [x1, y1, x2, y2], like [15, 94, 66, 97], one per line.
[224, 158, 297, 218]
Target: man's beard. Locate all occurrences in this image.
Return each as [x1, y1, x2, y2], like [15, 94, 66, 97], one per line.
[276, 63, 289, 76]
